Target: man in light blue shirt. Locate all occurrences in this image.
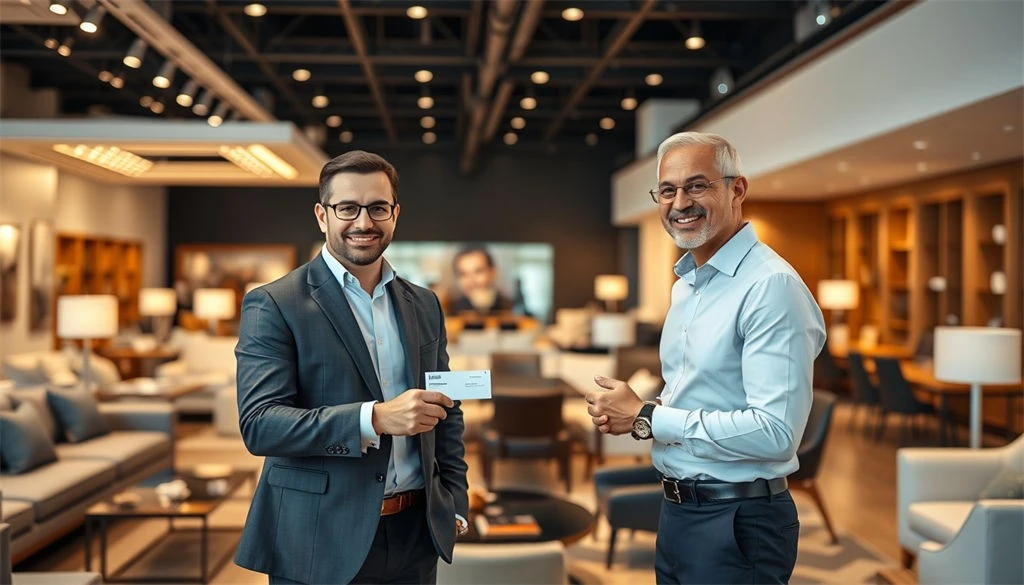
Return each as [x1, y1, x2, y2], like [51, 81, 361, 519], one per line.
[587, 132, 825, 584]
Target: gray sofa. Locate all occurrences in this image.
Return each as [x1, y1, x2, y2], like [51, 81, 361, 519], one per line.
[0, 387, 174, 564]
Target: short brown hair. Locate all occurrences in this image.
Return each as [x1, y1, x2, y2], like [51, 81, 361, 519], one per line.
[318, 150, 399, 204]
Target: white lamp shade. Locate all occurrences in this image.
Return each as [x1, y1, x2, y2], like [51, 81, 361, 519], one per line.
[934, 327, 1022, 384]
[817, 279, 859, 310]
[193, 288, 236, 320]
[57, 295, 119, 339]
[594, 274, 628, 301]
[139, 287, 177, 316]
[591, 313, 636, 348]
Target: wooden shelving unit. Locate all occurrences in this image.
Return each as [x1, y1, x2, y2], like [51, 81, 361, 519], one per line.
[54, 233, 143, 349]
[828, 215, 847, 280]
[852, 211, 881, 341]
[886, 206, 912, 345]
[969, 191, 1009, 327]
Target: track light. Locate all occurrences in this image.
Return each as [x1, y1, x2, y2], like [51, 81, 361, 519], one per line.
[44, 36, 58, 50]
[244, 3, 267, 17]
[98, 70, 112, 83]
[79, 5, 106, 34]
[123, 39, 147, 69]
[56, 36, 73, 57]
[153, 61, 175, 89]
[599, 117, 615, 130]
[326, 115, 342, 128]
[685, 21, 705, 50]
[292, 68, 311, 82]
[710, 66, 734, 97]
[176, 80, 199, 107]
[621, 95, 638, 111]
[109, 72, 125, 89]
[645, 73, 663, 87]
[510, 116, 526, 130]
[414, 69, 433, 83]
[531, 71, 550, 85]
[561, 7, 583, 22]
[48, 0, 69, 16]
[503, 132, 518, 145]
[149, 100, 165, 114]
[420, 116, 435, 129]
[417, 86, 433, 109]
[422, 132, 437, 145]
[192, 89, 213, 116]
[208, 102, 229, 127]
[312, 90, 329, 109]
[407, 5, 428, 19]
[339, 130, 354, 143]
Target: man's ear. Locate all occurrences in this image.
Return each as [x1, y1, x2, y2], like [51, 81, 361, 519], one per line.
[731, 176, 749, 207]
[314, 202, 328, 234]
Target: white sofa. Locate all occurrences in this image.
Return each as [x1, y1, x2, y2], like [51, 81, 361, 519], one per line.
[898, 435, 1024, 581]
[157, 330, 237, 414]
[437, 541, 567, 585]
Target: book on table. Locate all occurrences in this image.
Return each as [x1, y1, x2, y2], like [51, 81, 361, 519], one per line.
[475, 513, 541, 536]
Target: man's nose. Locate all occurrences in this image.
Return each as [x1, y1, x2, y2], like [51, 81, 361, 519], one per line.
[352, 208, 374, 229]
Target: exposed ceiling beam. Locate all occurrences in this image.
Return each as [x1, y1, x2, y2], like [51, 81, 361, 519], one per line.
[337, 0, 397, 143]
[544, 0, 659, 142]
[539, 4, 792, 21]
[482, 0, 546, 144]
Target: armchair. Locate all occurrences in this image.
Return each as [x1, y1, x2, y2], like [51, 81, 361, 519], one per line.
[592, 464, 661, 568]
[917, 501, 1023, 584]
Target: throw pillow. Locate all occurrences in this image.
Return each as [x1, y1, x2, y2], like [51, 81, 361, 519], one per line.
[66, 350, 121, 389]
[978, 467, 1024, 499]
[2, 353, 48, 386]
[0, 402, 59, 474]
[37, 353, 79, 387]
[45, 388, 109, 443]
[10, 387, 61, 443]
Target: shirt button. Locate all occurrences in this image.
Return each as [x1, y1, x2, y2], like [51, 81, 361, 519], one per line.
[378, 338, 383, 346]
[695, 290, 700, 295]
[375, 473, 385, 483]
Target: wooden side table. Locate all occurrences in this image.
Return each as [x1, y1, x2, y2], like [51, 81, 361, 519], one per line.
[97, 346, 180, 379]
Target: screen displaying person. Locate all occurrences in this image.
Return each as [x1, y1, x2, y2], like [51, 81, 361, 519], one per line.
[449, 246, 513, 316]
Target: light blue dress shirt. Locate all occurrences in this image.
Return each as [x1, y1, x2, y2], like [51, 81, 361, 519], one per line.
[320, 246, 422, 496]
[651, 223, 826, 483]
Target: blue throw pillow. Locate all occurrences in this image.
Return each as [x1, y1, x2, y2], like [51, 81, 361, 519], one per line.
[45, 388, 109, 443]
[0, 402, 59, 473]
[978, 468, 1024, 499]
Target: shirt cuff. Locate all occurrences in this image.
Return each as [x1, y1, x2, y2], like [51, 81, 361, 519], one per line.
[360, 401, 380, 453]
[651, 405, 688, 447]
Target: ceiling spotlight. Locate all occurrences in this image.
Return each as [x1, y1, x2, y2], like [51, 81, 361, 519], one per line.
[420, 115, 436, 129]
[414, 69, 433, 83]
[710, 66, 733, 96]
[913, 140, 928, 150]
[685, 21, 705, 50]
[48, 0, 69, 16]
[109, 73, 125, 89]
[139, 95, 154, 108]
[916, 162, 928, 172]
[56, 37, 73, 57]
[312, 92, 329, 109]
[244, 3, 267, 17]
[418, 87, 434, 109]
[208, 102, 229, 127]
[123, 39, 147, 69]
[520, 96, 537, 110]
[149, 100, 165, 114]
[176, 79, 199, 107]
[98, 70, 113, 83]
[503, 132, 518, 145]
[645, 73, 663, 87]
[621, 96, 638, 111]
[326, 115, 342, 127]
[340, 130, 354, 143]
[292, 68, 311, 82]
[153, 61, 175, 89]
[813, 0, 832, 27]
[192, 89, 213, 116]
[79, 5, 105, 34]
[422, 131, 437, 145]
[530, 71, 550, 85]
[510, 116, 526, 130]
[407, 5, 428, 19]
[561, 7, 584, 22]
[44, 37, 58, 50]
[599, 117, 615, 130]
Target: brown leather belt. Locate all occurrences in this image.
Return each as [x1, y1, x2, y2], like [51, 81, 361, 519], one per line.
[380, 489, 425, 516]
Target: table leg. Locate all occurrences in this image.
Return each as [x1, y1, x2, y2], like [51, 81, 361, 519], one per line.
[201, 516, 209, 583]
[100, 518, 108, 580]
[1007, 396, 1016, 441]
[970, 383, 982, 449]
[84, 518, 92, 570]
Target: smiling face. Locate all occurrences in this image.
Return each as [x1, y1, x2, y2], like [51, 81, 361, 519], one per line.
[314, 171, 399, 275]
[657, 143, 748, 265]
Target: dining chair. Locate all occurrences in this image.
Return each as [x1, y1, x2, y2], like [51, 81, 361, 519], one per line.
[846, 352, 883, 435]
[813, 347, 847, 396]
[875, 357, 937, 445]
[789, 390, 839, 544]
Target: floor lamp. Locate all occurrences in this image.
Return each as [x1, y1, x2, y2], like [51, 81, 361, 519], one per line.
[139, 287, 177, 344]
[57, 295, 119, 391]
[193, 288, 236, 336]
[934, 327, 1021, 448]
[817, 279, 859, 354]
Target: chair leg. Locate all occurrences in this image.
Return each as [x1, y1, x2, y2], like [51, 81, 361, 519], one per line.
[606, 528, 618, 569]
[593, 511, 601, 541]
[900, 547, 915, 569]
[804, 481, 838, 545]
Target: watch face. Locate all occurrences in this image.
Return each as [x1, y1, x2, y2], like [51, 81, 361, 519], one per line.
[632, 418, 653, 439]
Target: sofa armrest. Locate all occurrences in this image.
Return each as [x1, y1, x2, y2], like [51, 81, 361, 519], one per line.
[99, 402, 175, 435]
[155, 360, 188, 378]
[918, 500, 1024, 585]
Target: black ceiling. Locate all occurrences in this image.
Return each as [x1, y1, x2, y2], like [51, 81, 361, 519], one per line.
[1, 0, 886, 165]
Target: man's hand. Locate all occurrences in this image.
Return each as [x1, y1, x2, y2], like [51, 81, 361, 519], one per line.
[372, 389, 454, 436]
[585, 375, 644, 435]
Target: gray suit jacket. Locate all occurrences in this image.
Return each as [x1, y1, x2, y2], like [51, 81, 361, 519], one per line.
[233, 255, 469, 584]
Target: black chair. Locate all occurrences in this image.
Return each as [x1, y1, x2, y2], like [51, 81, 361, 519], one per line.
[789, 390, 839, 544]
[813, 347, 847, 396]
[481, 389, 573, 492]
[913, 329, 935, 361]
[846, 352, 883, 435]
[490, 352, 542, 380]
[592, 465, 662, 568]
[874, 357, 936, 444]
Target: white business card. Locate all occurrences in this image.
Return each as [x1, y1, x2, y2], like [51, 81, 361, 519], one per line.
[425, 370, 492, 400]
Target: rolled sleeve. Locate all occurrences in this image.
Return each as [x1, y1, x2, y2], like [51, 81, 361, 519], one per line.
[360, 400, 380, 452]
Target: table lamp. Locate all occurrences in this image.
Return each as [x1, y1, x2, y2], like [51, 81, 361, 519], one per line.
[57, 295, 119, 391]
[591, 313, 636, 349]
[934, 327, 1021, 448]
[595, 274, 628, 313]
[193, 288, 236, 336]
[817, 279, 859, 354]
[139, 287, 177, 343]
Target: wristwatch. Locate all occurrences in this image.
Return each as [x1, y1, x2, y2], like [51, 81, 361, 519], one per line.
[456, 517, 469, 536]
[631, 401, 657, 440]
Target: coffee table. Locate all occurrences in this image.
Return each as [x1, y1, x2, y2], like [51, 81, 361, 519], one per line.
[461, 490, 594, 546]
[96, 377, 207, 403]
[84, 469, 255, 583]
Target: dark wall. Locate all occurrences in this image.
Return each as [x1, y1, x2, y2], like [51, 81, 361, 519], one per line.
[167, 146, 623, 312]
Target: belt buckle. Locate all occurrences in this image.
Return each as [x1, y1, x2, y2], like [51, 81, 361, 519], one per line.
[664, 479, 683, 504]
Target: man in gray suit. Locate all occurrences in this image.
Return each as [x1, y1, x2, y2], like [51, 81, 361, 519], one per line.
[234, 151, 470, 584]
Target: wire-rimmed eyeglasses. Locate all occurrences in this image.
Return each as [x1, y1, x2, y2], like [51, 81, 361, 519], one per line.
[649, 176, 738, 203]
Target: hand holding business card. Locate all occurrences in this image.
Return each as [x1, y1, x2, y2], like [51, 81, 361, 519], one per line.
[425, 370, 492, 400]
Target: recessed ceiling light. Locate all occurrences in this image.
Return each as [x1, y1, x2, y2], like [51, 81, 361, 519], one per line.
[417, 95, 434, 109]
[1003, 124, 1015, 132]
[561, 7, 583, 21]
[599, 117, 615, 130]
[585, 133, 598, 146]
[971, 151, 982, 161]
[414, 69, 433, 83]
[326, 115, 342, 127]
[520, 96, 537, 110]
[244, 3, 267, 17]
[420, 116, 436, 129]
[98, 70, 113, 83]
[530, 71, 549, 84]
[292, 68, 311, 82]
[407, 5, 428, 19]
[645, 73, 663, 87]
[621, 96, 638, 111]
[913, 140, 928, 150]
[836, 161, 849, 172]
[510, 116, 526, 130]
[312, 94, 329, 108]
[916, 162, 928, 172]
[503, 132, 518, 145]
[685, 21, 705, 50]
[422, 131, 437, 145]
[340, 130, 354, 143]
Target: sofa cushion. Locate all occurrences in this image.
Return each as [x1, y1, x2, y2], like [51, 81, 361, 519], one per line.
[0, 497, 35, 536]
[978, 467, 1024, 499]
[0, 402, 59, 474]
[8, 388, 60, 443]
[2, 353, 48, 386]
[0, 459, 117, 521]
[37, 353, 79, 387]
[55, 431, 170, 477]
[67, 350, 122, 389]
[46, 388, 109, 443]
[908, 501, 975, 544]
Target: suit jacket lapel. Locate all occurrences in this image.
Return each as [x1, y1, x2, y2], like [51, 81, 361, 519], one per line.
[388, 278, 420, 390]
[308, 257, 384, 401]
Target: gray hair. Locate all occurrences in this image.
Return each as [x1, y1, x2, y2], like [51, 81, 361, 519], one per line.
[656, 132, 742, 179]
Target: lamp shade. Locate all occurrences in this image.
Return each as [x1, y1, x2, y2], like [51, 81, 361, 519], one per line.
[193, 288, 236, 320]
[591, 313, 636, 348]
[57, 295, 118, 339]
[139, 287, 177, 316]
[594, 274, 629, 301]
[934, 327, 1021, 384]
[817, 279, 859, 310]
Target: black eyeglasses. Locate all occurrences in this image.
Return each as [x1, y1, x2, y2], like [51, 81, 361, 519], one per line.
[323, 202, 396, 221]
[649, 176, 738, 203]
